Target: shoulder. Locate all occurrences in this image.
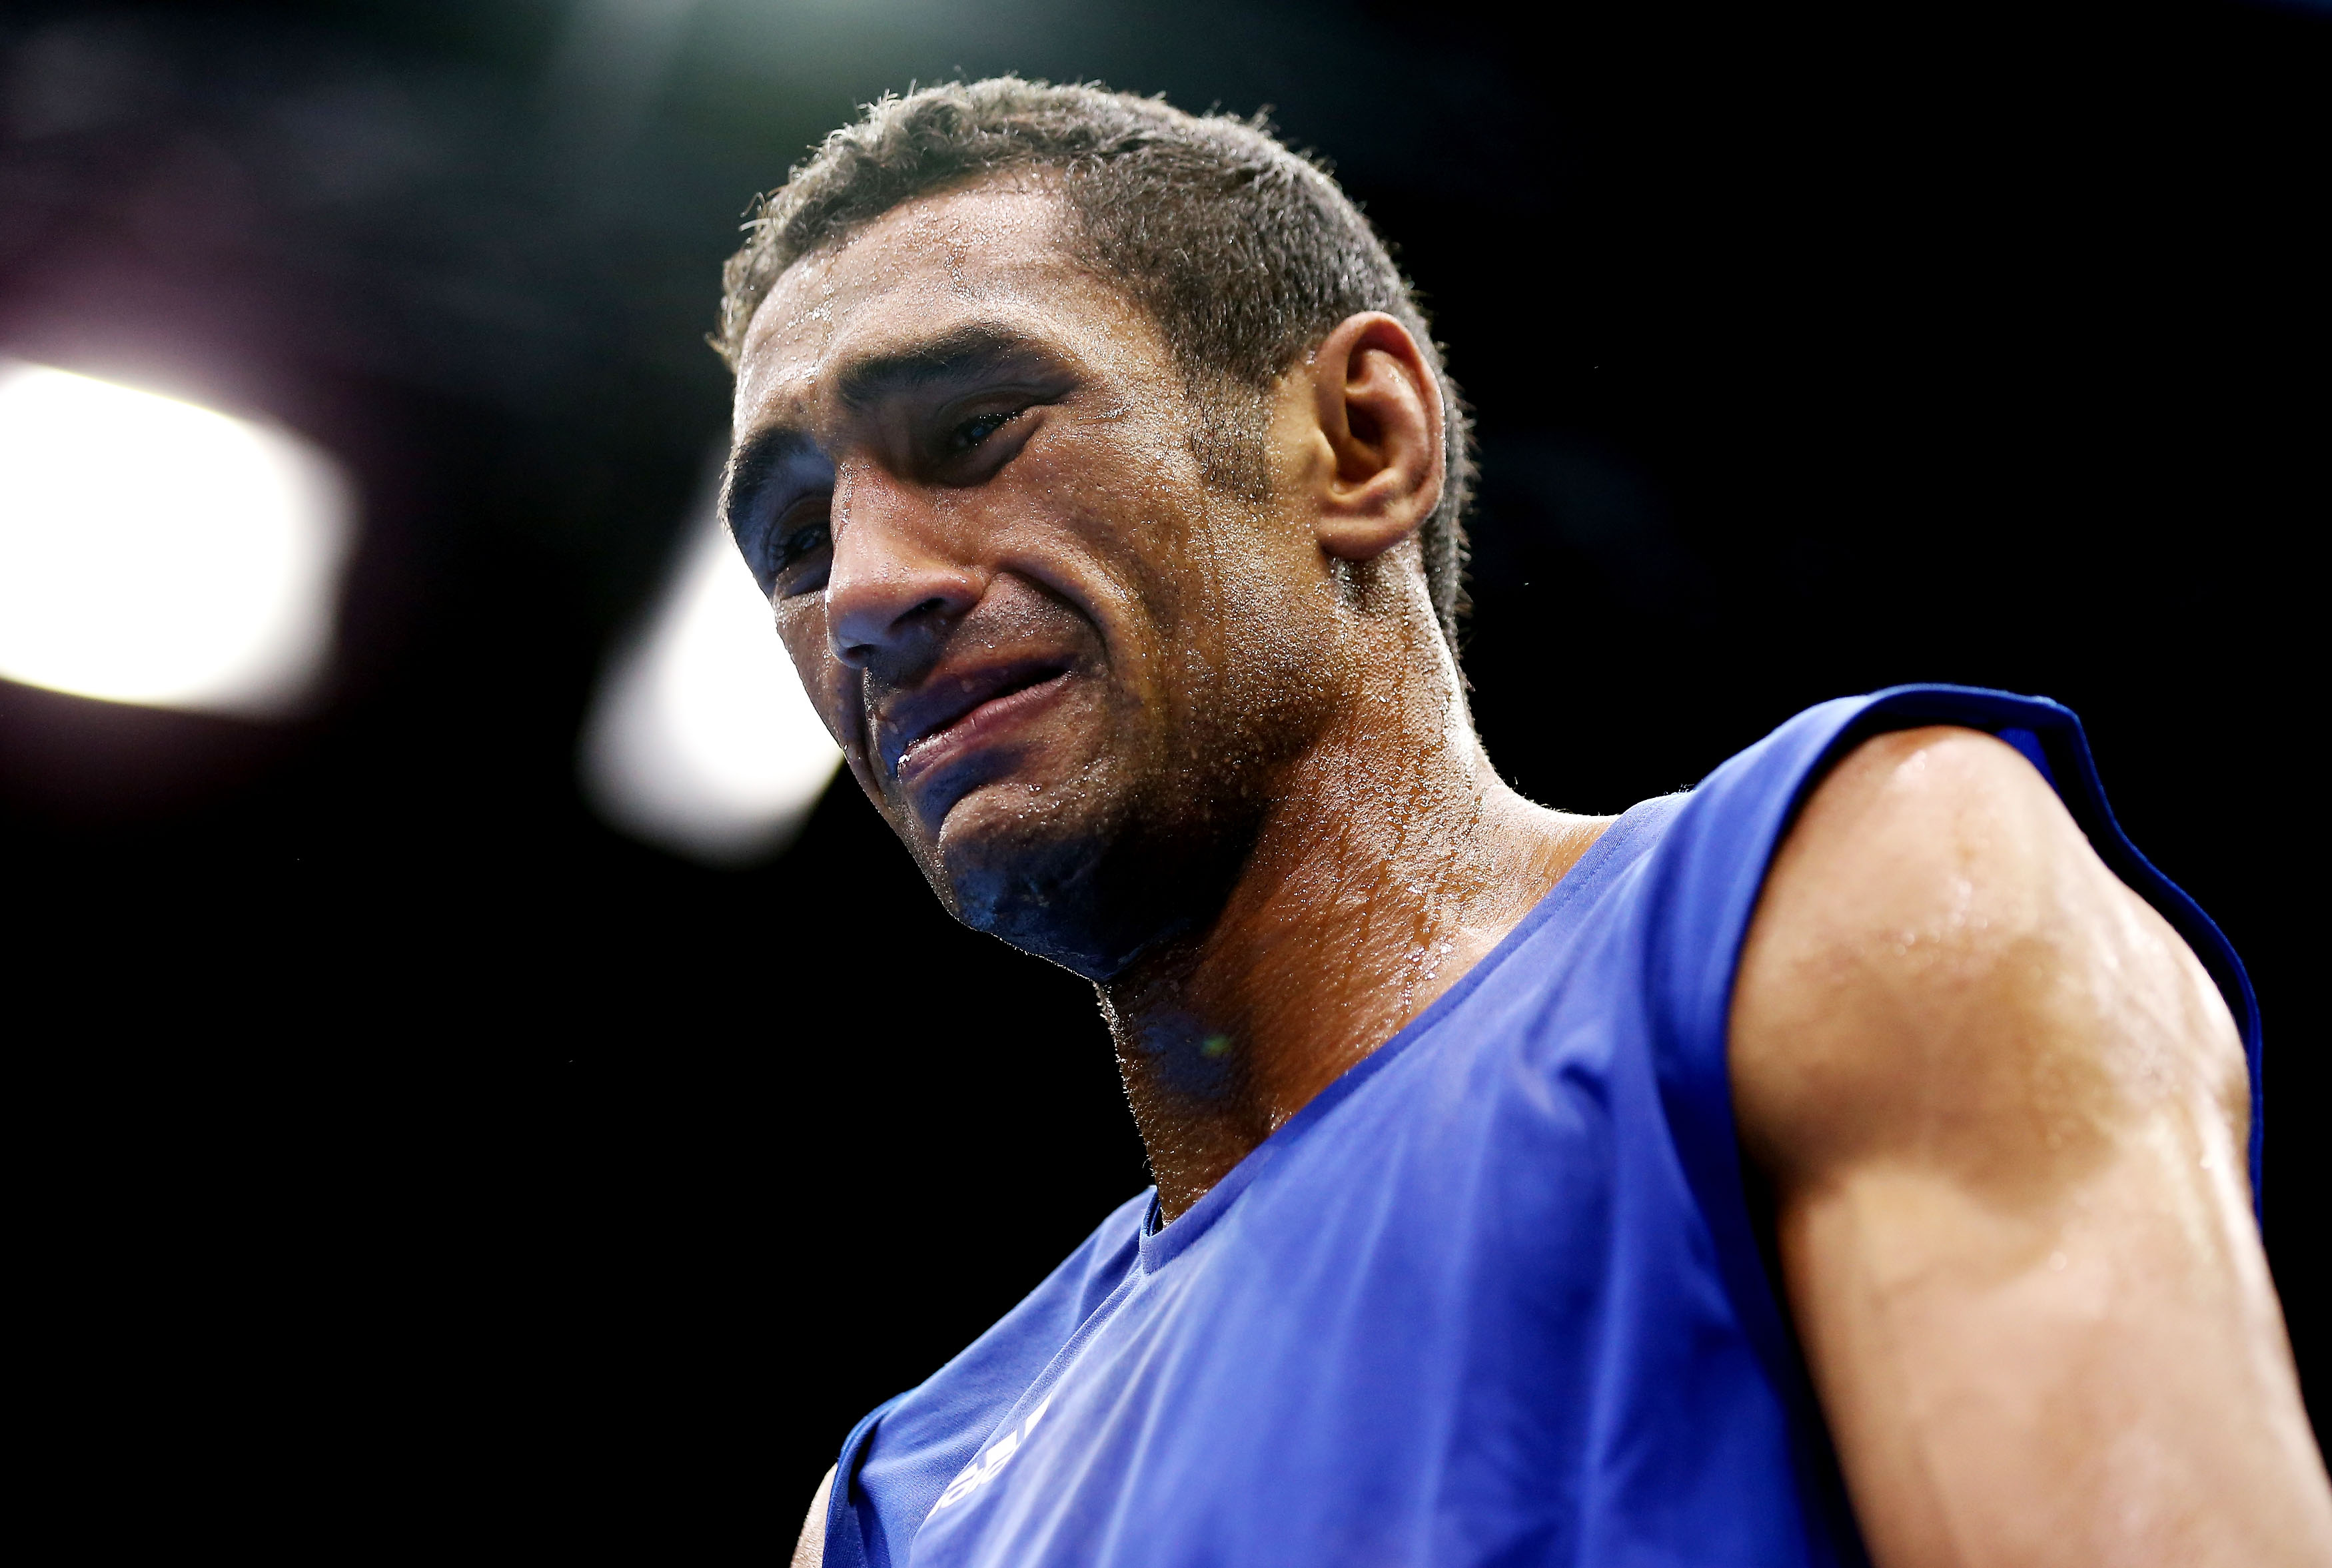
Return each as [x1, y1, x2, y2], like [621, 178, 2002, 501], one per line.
[1727, 723, 2247, 1192]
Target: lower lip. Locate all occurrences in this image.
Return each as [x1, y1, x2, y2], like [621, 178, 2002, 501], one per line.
[895, 671, 1073, 785]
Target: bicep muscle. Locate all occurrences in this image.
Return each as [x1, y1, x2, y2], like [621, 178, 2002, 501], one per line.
[1730, 727, 2325, 1567]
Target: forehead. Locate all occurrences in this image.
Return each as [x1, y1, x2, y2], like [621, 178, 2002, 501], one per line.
[733, 179, 1162, 428]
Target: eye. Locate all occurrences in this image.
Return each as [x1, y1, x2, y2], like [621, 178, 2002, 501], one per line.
[765, 504, 832, 595]
[776, 519, 829, 568]
[947, 409, 1019, 454]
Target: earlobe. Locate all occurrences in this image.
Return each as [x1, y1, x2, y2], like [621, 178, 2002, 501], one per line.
[1309, 312, 1445, 564]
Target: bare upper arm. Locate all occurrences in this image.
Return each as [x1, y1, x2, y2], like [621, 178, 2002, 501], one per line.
[1733, 725, 2249, 1192]
[1730, 725, 2327, 1567]
[790, 1466, 834, 1568]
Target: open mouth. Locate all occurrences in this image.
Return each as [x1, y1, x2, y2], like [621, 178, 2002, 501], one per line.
[891, 663, 1071, 781]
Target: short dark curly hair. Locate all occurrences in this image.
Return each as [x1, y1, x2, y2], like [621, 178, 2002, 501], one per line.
[715, 77, 1473, 650]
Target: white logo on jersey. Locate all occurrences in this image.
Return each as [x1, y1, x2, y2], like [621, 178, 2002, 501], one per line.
[929, 1393, 1056, 1514]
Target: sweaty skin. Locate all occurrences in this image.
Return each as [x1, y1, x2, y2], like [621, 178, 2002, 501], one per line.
[1732, 729, 2332, 1565]
[731, 177, 2332, 1566]
[728, 177, 1602, 1218]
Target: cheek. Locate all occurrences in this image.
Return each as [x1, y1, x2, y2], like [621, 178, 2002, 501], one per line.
[776, 605, 856, 747]
[1017, 427, 1222, 640]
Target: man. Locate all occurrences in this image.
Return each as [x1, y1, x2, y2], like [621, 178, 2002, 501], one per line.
[714, 80, 2330, 1567]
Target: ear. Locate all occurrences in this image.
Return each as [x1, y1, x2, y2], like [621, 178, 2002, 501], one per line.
[1303, 312, 1447, 562]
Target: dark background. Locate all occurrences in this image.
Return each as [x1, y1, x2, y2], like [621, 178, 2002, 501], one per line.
[5, 0, 2323, 1556]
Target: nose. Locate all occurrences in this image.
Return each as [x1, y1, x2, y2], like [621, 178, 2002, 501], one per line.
[824, 470, 981, 668]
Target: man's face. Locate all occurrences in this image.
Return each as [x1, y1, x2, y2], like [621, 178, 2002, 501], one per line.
[726, 181, 1337, 977]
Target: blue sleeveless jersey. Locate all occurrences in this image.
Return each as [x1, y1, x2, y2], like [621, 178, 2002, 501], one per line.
[822, 686, 2263, 1568]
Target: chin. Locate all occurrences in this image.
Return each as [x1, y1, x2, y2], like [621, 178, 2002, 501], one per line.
[919, 778, 1249, 983]
[916, 794, 1170, 980]
[927, 809, 1145, 980]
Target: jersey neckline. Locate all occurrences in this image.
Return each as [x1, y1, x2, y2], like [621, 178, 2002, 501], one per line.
[1135, 793, 1688, 1274]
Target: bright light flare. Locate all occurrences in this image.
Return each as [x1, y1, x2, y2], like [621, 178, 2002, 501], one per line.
[582, 482, 842, 865]
[0, 359, 356, 717]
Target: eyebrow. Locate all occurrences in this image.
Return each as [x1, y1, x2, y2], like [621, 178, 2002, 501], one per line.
[832, 320, 1059, 413]
[724, 319, 1073, 540]
[720, 425, 820, 549]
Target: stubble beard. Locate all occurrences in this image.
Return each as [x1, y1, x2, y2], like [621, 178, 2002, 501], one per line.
[912, 699, 1273, 983]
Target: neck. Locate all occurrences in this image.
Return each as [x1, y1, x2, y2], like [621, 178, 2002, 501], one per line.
[1097, 668, 1608, 1223]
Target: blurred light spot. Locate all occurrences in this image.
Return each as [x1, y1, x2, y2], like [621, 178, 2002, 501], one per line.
[0, 358, 356, 717]
[582, 476, 840, 865]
